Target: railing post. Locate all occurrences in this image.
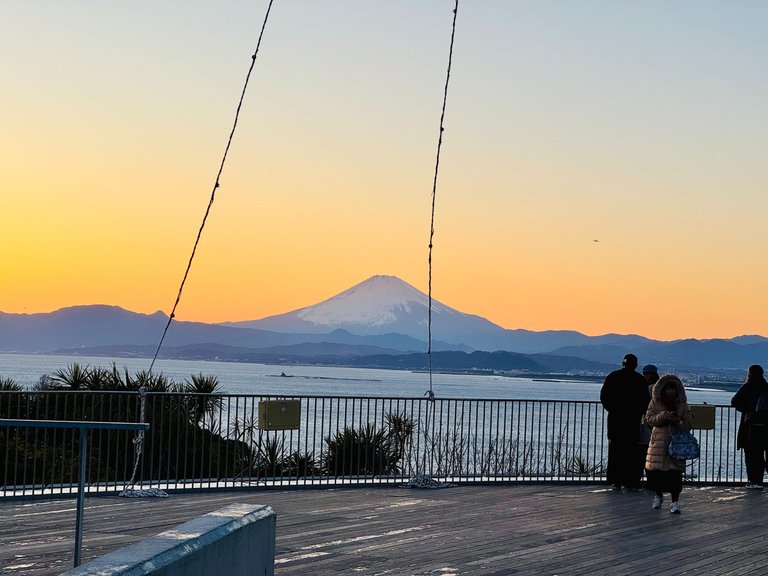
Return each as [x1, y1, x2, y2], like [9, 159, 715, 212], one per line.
[74, 427, 89, 567]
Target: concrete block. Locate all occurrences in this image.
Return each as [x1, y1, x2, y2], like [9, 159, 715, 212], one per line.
[62, 503, 275, 576]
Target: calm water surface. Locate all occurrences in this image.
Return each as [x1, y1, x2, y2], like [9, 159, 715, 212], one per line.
[0, 353, 734, 405]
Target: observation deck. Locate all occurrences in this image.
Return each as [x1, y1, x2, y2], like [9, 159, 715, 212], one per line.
[2, 483, 765, 575]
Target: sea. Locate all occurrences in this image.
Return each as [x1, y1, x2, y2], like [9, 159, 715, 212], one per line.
[0, 353, 735, 405]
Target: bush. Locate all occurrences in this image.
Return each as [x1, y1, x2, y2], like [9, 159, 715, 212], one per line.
[323, 423, 401, 477]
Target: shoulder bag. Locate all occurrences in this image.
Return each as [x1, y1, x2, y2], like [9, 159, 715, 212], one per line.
[668, 429, 700, 461]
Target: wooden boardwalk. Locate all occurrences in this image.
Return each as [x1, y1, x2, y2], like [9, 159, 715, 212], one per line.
[2, 484, 768, 575]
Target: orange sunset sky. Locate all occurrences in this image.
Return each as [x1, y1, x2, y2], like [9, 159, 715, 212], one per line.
[3, 2, 768, 341]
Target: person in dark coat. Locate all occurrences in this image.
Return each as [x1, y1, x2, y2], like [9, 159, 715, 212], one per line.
[637, 364, 660, 482]
[731, 364, 768, 489]
[600, 353, 652, 490]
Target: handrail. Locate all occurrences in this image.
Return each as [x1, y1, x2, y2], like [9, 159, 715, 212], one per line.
[0, 394, 745, 498]
[0, 418, 149, 431]
[0, 419, 150, 568]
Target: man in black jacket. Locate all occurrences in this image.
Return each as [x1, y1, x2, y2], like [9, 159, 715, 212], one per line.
[731, 364, 768, 488]
[600, 353, 652, 490]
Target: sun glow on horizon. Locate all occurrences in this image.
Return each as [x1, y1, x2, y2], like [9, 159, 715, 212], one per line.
[3, 2, 768, 342]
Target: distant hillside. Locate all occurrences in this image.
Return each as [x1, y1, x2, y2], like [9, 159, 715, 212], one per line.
[223, 275, 660, 354]
[343, 350, 611, 373]
[55, 341, 406, 362]
[0, 306, 463, 354]
[552, 338, 768, 372]
[3, 275, 768, 373]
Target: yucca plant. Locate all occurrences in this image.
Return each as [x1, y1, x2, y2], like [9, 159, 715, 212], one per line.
[565, 456, 606, 476]
[385, 411, 415, 461]
[323, 423, 400, 477]
[0, 376, 22, 392]
[255, 435, 288, 477]
[285, 450, 319, 478]
[184, 373, 223, 426]
[51, 363, 91, 390]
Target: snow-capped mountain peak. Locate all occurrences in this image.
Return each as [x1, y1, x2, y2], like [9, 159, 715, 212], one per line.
[226, 274, 508, 349]
[296, 275, 434, 327]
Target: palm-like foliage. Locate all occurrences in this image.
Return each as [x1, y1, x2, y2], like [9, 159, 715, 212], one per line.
[134, 370, 172, 392]
[0, 376, 22, 391]
[0, 364, 253, 487]
[286, 450, 318, 478]
[184, 373, 223, 426]
[0, 375, 25, 419]
[323, 423, 401, 477]
[52, 363, 91, 389]
[255, 435, 287, 476]
[385, 411, 415, 461]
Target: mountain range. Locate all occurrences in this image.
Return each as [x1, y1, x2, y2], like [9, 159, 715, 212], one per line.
[1, 275, 767, 374]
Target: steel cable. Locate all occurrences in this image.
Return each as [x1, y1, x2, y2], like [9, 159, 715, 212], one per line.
[148, 0, 276, 374]
[427, 0, 460, 401]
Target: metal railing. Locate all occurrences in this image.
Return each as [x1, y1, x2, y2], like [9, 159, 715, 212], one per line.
[0, 391, 744, 497]
[0, 418, 149, 567]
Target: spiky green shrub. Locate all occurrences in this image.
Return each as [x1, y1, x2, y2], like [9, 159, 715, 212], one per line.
[0, 366, 248, 488]
[323, 423, 401, 477]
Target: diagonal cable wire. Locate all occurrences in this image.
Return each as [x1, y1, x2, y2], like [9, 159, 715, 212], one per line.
[426, 0, 460, 400]
[148, 0, 276, 374]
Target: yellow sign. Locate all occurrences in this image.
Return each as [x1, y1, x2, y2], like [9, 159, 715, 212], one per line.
[258, 400, 301, 431]
[689, 404, 715, 430]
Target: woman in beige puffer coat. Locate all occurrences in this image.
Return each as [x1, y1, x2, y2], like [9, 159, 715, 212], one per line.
[645, 374, 693, 514]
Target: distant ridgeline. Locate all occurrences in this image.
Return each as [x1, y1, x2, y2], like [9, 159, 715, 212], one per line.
[3, 275, 768, 377]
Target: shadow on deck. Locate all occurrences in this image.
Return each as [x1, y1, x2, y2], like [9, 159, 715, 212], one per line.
[2, 484, 767, 575]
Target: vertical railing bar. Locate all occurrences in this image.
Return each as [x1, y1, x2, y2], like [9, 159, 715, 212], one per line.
[310, 398, 317, 486]
[386, 397, 394, 480]
[479, 400, 487, 480]
[73, 427, 88, 567]
[173, 393, 183, 489]
[286, 398, 294, 487]
[29, 394, 39, 493]
[501, 400, 509, 483]
[436, 399, 445, 476]
[155, 392, 165, 489]
[1, 395, 8, 496]
[545, 401, 551, 481]
[231, 395, 239, 487]
[405, 398, 414, 478]
[204, 391, 212, 489]
[108, 393, 116, 489]
[217, 393, 226, 488]
[469, 400, 476, 480]
[579, 401, 585, 482]
[493, 400, 501, 482]
[459, 399, 466, 483]
[375, 397, 382, 483]
[440, 398, 448, 481]
[328, 398, 335, 485]
[356, 398, 368, 482]
[52, 391, 59, 494]
[189, 393, 198, 489]
[522, 400, 528, 483]
[145, 393, 154, 489]
[217, 394, 224, 489]
[559, 401, 566, 481]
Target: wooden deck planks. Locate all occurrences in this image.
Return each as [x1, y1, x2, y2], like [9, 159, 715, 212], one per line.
[2, 485, 768, 575]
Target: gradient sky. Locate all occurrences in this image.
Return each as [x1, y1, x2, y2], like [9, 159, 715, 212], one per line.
[3, 1, 768, 341]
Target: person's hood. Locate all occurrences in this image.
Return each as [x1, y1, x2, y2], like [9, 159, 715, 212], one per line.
[652, 374, 688, 403]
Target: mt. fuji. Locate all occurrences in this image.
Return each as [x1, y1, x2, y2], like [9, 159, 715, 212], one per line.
[223, 275, 511, 350]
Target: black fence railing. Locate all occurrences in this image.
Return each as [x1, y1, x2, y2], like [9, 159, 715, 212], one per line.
[0, 418, 149, 566]
[0, 391, 745, 496]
